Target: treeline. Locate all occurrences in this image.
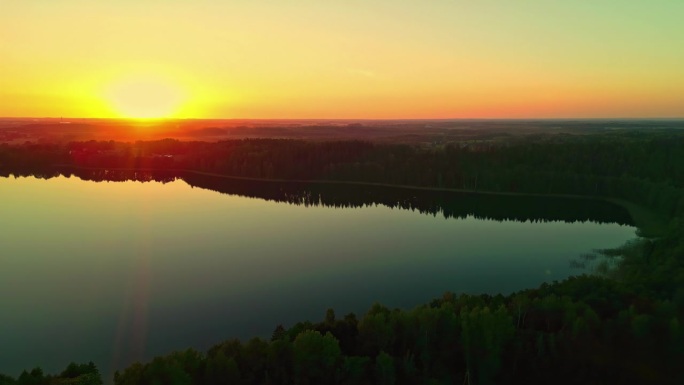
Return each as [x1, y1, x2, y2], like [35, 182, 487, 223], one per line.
[5, 167, 633, 226]
[2, 133, 684, 219]
[0, 362, 102, 385]
[180, 172, 633, 225]
[100, 276, 684, 384]
[2, 274, 682, 384]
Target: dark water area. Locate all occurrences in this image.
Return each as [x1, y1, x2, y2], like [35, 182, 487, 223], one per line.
[0, 171, 636, 378]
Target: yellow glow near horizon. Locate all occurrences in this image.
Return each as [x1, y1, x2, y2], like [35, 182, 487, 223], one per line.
[1, 1, 683, 119]
[105, 77, 184, 119]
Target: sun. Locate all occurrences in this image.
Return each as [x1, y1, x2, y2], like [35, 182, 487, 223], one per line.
[106, 76, 185, 119]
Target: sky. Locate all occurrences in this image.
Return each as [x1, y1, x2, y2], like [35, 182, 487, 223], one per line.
[1, 0, 683, 119]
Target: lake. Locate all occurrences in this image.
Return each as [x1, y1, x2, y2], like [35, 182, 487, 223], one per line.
[0, 172, 636, 378]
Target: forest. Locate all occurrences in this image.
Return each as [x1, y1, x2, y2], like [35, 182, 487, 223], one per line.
[1, 128, 683, 384]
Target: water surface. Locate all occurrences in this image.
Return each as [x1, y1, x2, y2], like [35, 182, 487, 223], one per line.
[0, 175, 636, 377]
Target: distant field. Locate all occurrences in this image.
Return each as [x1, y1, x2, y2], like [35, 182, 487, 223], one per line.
[1, 118, 682, 145]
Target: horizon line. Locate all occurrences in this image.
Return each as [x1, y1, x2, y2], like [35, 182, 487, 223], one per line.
[2, 116, 684, 121]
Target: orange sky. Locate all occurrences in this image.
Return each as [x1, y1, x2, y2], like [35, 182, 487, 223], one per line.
[1, 1, 683, 119]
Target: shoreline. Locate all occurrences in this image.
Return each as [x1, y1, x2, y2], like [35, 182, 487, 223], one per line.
[50, 164, 666, 235]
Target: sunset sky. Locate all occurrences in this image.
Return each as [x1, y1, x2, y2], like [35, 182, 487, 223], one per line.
[2, 1, 683, 119]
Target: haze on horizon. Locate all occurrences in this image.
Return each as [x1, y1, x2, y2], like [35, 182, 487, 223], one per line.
[1, 0, 683, 120]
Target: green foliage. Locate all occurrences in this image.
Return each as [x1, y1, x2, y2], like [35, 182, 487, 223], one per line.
[357, 303, 394, 356]
[461, 306, 514, 385]
[0, 375, 15, 385]
[374, 351, 395, 385]
[1, 363, 103, 385]
[57, 362, 102, 385]
[341, 356, 370, 385]
[204, 352, 240, 385]
[293, 330, 342, 385]
[3, 130, 684, 384]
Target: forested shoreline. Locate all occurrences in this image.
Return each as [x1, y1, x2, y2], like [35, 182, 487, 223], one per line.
[1, 130, 683, 384]
[2, 131, 683, 218]
[4, 165, 636, 226]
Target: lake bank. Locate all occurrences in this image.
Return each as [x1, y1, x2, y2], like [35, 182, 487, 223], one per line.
[52, 164, 664, 235]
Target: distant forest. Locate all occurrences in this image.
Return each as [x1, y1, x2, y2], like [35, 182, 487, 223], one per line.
[2, 130, 684, 218]
[1, 129, 684, 384]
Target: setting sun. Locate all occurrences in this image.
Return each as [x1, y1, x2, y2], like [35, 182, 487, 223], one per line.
[2, 1, 683, 119]
[1, 1, 684, 383]
[105, 77, 185, 119]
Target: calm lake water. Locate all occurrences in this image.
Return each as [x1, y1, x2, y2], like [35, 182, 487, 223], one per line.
[0, 174, 636, 377]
